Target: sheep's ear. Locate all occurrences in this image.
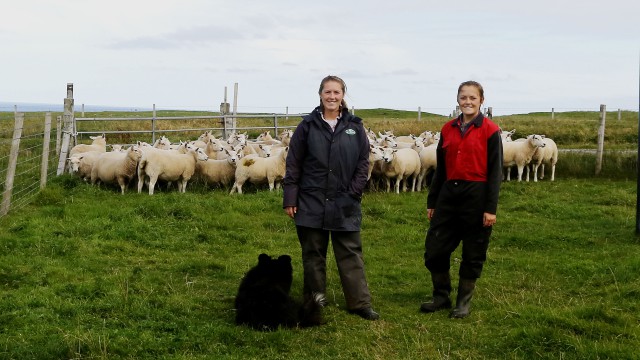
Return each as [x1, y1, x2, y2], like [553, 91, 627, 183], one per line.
[540, 135, 546, 139]
[258, 253, 270, 263]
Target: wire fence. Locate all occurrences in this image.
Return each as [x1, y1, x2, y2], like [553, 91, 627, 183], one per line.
[0, 112, 58, 218]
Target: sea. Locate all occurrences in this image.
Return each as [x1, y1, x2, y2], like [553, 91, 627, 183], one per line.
[0, 101, 153, 113]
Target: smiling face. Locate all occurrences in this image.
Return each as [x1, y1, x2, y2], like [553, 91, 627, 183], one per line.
[319, 79, 345, 116]
[457, 84, 484, 122]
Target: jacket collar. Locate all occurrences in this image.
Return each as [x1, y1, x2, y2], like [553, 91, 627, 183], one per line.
[452, 112, 484, 128]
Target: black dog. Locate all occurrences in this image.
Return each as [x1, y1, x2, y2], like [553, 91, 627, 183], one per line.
[234, 253, 325, 330]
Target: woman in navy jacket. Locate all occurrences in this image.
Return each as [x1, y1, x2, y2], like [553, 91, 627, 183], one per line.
[420, 81, 503, 319]
[283, 75, 378, 320]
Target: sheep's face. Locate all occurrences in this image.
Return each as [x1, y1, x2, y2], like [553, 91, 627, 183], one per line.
[382, 148, 397, 164]
[195, 148, 209, 161]
[370, 146, 384, 162]
[68, 157, 81, 172]
[529, 134, 546, 148]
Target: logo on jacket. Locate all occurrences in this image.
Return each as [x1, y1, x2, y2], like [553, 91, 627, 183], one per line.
[345, 129, 356, 135]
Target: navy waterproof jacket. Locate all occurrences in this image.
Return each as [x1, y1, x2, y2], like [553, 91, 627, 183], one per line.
[283, 107, 370, 231]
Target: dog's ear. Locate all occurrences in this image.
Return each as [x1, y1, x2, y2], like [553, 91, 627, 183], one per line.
[278, 255, 292, 264]
[258, 253, 271, 264]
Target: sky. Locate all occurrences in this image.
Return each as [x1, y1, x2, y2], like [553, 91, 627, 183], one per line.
[1, 0, 639, 116]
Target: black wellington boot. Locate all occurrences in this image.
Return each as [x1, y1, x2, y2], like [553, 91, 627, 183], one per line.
[420, 272, 452, 313]
[450, 278, 476, 319]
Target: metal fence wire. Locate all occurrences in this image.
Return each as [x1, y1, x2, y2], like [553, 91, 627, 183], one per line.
[0, 112, 58, 218]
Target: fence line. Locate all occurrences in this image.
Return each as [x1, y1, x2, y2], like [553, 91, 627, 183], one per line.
[0, 112, 57, 217]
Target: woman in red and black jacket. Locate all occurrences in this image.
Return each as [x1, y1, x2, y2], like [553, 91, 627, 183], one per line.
[420, 81, 503, 319]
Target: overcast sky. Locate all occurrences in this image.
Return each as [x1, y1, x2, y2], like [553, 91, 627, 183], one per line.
[1, 0, 638, 115]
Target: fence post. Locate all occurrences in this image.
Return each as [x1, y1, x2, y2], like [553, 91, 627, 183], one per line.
[552, 108, 555, 121]
[1, 112, 24, 216]
[56, 115, 62, 155]
[274, 114, 279, 138]
[40, 112, 52, 189]
[152, 104, 157, 144]
[595, 104, 606, 175]
[418, 106, 422, 121]
[618, 109, 622, 121]
[56, 83, 74, 175]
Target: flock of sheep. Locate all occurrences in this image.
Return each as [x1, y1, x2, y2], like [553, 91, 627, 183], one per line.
[66, 126, 558, 195]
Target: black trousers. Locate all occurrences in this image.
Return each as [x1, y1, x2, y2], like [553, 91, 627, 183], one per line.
[424, 181, 492, 280]
[296, 226, 372, 310]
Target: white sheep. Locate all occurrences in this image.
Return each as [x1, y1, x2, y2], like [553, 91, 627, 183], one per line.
[381, 147, 422, 193]
[502, 134, 546, 182]
[415, 143, 437, 191]
[69, 134, 107, 157]
[278, 129, 294, 146]
[90, 145, 143, 194]
[529, 136, 558, 181]
[137, 144, 209, 195]
[230, 146, 289, 194]
[195, 148, 242, 188]
[501, 129, 516, 142]
[68, 151, 101, 181]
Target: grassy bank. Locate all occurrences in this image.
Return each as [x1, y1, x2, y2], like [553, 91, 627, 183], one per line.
[0, 176, 639, 359]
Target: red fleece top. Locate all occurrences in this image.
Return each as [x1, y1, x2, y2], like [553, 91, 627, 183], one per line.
[441, 116, 501, 181]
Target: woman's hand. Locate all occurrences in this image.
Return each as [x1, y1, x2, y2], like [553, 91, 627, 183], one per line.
[285, 206, 297, 219]
[483, 212, 496, 227]
[427, 208, 435, 221]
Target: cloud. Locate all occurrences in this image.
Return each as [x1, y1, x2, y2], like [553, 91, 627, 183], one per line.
[108, 25, 247, 50]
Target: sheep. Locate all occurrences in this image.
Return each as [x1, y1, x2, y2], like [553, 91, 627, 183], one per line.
[256, 131, 274, 142]
[500, 129, 516, 142]
[230, 146, 289, 194]
[380, 147, 422, 194]
[137, 144, 209, 195]
[68, 151, 102, 181]
[529, 136, 558, 182]
[278, 129, 294, 146]
[195, 148, 242, 189]
[90, 145, 143, 194]
[367, 145, 386, 191]
[502, 134, 546, 182]
[69, 134, 107, 157]
[414, 142, 437, 191]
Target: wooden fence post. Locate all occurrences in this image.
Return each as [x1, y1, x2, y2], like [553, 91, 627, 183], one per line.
[1, 112, 24, 216]
[152, 104, 157, 144]
[618, 109, 622, 121]
[552, 108, 555, 121]
[595, 104, 606, 175]
[418, 106, 422, 121]
[40, 112, 52, 189]
[56, 115, 62, 155]
[56, 83, 74, 175]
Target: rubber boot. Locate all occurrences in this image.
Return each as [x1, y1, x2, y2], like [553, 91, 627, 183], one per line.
[420, 272, 452, 313]
[449, 278, 476, 319]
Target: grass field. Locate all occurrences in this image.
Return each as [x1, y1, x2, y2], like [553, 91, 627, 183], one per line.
[1, 108, 639, 359]
[0, 175, 639, 359]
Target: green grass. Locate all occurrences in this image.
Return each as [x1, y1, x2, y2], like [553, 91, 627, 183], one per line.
[1, 176, 639, 359]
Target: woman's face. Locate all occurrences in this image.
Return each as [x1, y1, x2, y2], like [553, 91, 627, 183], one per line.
[457, 85, 483, 118]
[320, 80, 344, 113]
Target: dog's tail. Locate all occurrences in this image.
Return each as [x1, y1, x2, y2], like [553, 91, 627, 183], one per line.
[299, 292, 326, 327]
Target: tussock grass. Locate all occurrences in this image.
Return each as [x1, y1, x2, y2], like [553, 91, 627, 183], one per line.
[1, 176, 639, 359]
